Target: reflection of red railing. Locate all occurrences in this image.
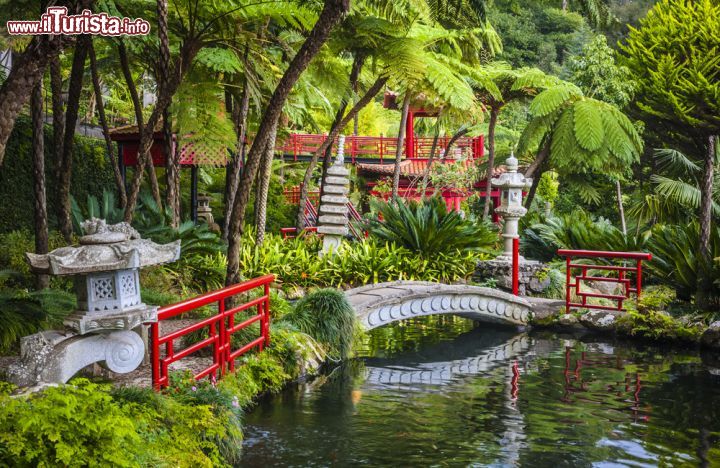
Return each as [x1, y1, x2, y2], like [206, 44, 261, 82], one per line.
[557, 250, 653, 313]
[151, 275, 274, 390]
[276, 133, 484, 163]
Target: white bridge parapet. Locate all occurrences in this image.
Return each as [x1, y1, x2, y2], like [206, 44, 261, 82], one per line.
[345, 281, 533, 330]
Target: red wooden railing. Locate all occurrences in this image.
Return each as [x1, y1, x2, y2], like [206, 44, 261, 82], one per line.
[151, 275, 274, 390]
[280, 226, 318, 239]
[557, 250, 652, 313]
[276, 133, 484, 163]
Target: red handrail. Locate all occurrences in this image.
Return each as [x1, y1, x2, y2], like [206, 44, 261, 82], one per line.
[557, 250, 652, 313]
[151, 275, 275, 390]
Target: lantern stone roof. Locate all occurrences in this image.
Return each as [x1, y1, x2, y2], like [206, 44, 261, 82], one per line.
[26, 219, 181, 276]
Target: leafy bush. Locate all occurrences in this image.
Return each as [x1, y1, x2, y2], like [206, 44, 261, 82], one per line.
[646, 222, 720, 303]
[0, 116, 115, 233]
[0, 289, 75, 354]
[0, 379, 144, 466]
[365, 197, 498, 257]
[283, 288, 357, 359]
[0, 230, 69, 289]
[236, 231, 482, 288]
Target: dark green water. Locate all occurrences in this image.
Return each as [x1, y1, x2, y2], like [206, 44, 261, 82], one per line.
[242, 316, 720, 466]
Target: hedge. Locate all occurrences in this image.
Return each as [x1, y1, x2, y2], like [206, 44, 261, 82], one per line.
[0, 116, 115, 233]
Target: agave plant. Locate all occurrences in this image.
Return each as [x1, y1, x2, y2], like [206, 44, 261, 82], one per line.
[365, 197, 498, 257]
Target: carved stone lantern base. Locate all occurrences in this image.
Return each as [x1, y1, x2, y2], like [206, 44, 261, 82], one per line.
[7, 329, 145, 387]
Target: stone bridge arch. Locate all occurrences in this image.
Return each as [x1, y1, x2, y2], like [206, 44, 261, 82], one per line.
[345, 281, 532, 330]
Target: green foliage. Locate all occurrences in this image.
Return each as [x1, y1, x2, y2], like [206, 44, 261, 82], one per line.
[568, 35, 635, 107]
[236, 231, 483, 287]
[0, 379, 143, 466]
[519, 83, 643, 181]
[0, 230, 67, 288]
[0, 117, 115, 233]
[622, 0, 720, 133]
[366, 197, 498, 257]
[0, 289, 75, 354]
[617, 309, 704, 343]
[646, 223, 720, 303]
[284, 288, 357, 360]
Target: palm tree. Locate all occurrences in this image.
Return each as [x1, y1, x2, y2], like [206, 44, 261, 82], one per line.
[517, 83, 643, 209]
[474, 64, 557, 218]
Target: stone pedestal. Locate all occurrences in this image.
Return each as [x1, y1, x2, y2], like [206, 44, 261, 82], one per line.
[475, 259, 550, 296]
[317, 135, 351, 254]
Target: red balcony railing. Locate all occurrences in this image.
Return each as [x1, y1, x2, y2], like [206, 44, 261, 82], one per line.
[557, 250, 653, 313]
[150, 275, 274, 390]
[276, 133, 484, 163]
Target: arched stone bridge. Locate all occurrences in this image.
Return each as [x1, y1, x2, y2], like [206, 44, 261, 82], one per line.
[345, 281, 533, 330]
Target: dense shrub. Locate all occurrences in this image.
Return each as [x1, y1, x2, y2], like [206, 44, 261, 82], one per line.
[365, 197, 499, 256]
[0, 288, 76, 354]
[283, 288, 357, 359]
[0, 117, 115, 233]
[236, 231, 485, 288]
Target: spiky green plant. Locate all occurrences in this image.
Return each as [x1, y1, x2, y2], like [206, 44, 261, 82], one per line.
[283, 289, 357, 360]
[366, 197, 498, 257]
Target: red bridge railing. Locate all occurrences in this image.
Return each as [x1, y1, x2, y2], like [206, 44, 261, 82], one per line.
[557, 250, 652, 313]
[276, 133, 484, 163]
[151, 275, 274, 390]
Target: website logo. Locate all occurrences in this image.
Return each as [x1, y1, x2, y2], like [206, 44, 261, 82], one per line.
[6, 7, 150, 36]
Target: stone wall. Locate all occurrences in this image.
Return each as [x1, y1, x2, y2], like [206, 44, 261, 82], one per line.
[474, 259, 550, 295]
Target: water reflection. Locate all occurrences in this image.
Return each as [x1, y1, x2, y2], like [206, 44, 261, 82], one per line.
[242, 318, 720, 467]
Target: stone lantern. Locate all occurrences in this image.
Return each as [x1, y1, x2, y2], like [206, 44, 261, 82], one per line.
[8, 219, 180, 387]
[317, 135, 351, 254]
[197, 195, 214, 224]
[491, 153, 532, 262]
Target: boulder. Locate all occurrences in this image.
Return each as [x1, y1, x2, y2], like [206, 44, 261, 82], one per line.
[701, 321, 720, 349]
[558, 314, 579, 326]
[579, 310, 621, 332]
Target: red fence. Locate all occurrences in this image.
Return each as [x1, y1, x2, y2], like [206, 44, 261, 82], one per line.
[557, 250, 652, 313]
[276, 133, 484, 163]
[151, 275, 274, 390]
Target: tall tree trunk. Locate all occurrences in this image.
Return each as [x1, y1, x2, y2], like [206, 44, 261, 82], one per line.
[0, 34, 72, 167]
[31, 80, 49, 289]
[58, 35, 90, 241]
[392, 92, 412, 201]
[482, 108, 499, 219]
[696, 135, 717, 310]
[158, 0, 180, 226]
[443, 126, 470, 159]
[117, 39, 162, 209]
[89, 40, 127, 208]
[49, 56, 65, 183]
[524, 138, 551, 209]
[616, 180, 626, 235]
[223, 48, 251, 241]
[419, 126, 441, 192]
[255, 124, 278, 245]
[296, 75, 387, 229]
[124, 41, 201, 221]
[227, 0, 350, 286]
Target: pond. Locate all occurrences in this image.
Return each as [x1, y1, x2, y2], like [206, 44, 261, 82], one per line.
[242, 316, 720, 466]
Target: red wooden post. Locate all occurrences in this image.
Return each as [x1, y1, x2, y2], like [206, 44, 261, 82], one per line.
[565, 256, 572, 313]
[512, 237, 520, 296]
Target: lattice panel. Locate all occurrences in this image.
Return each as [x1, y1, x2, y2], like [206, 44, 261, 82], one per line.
[92, 277, 115, 301]
[179, 140, 229, 167]
[119, 272, 137, 296]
